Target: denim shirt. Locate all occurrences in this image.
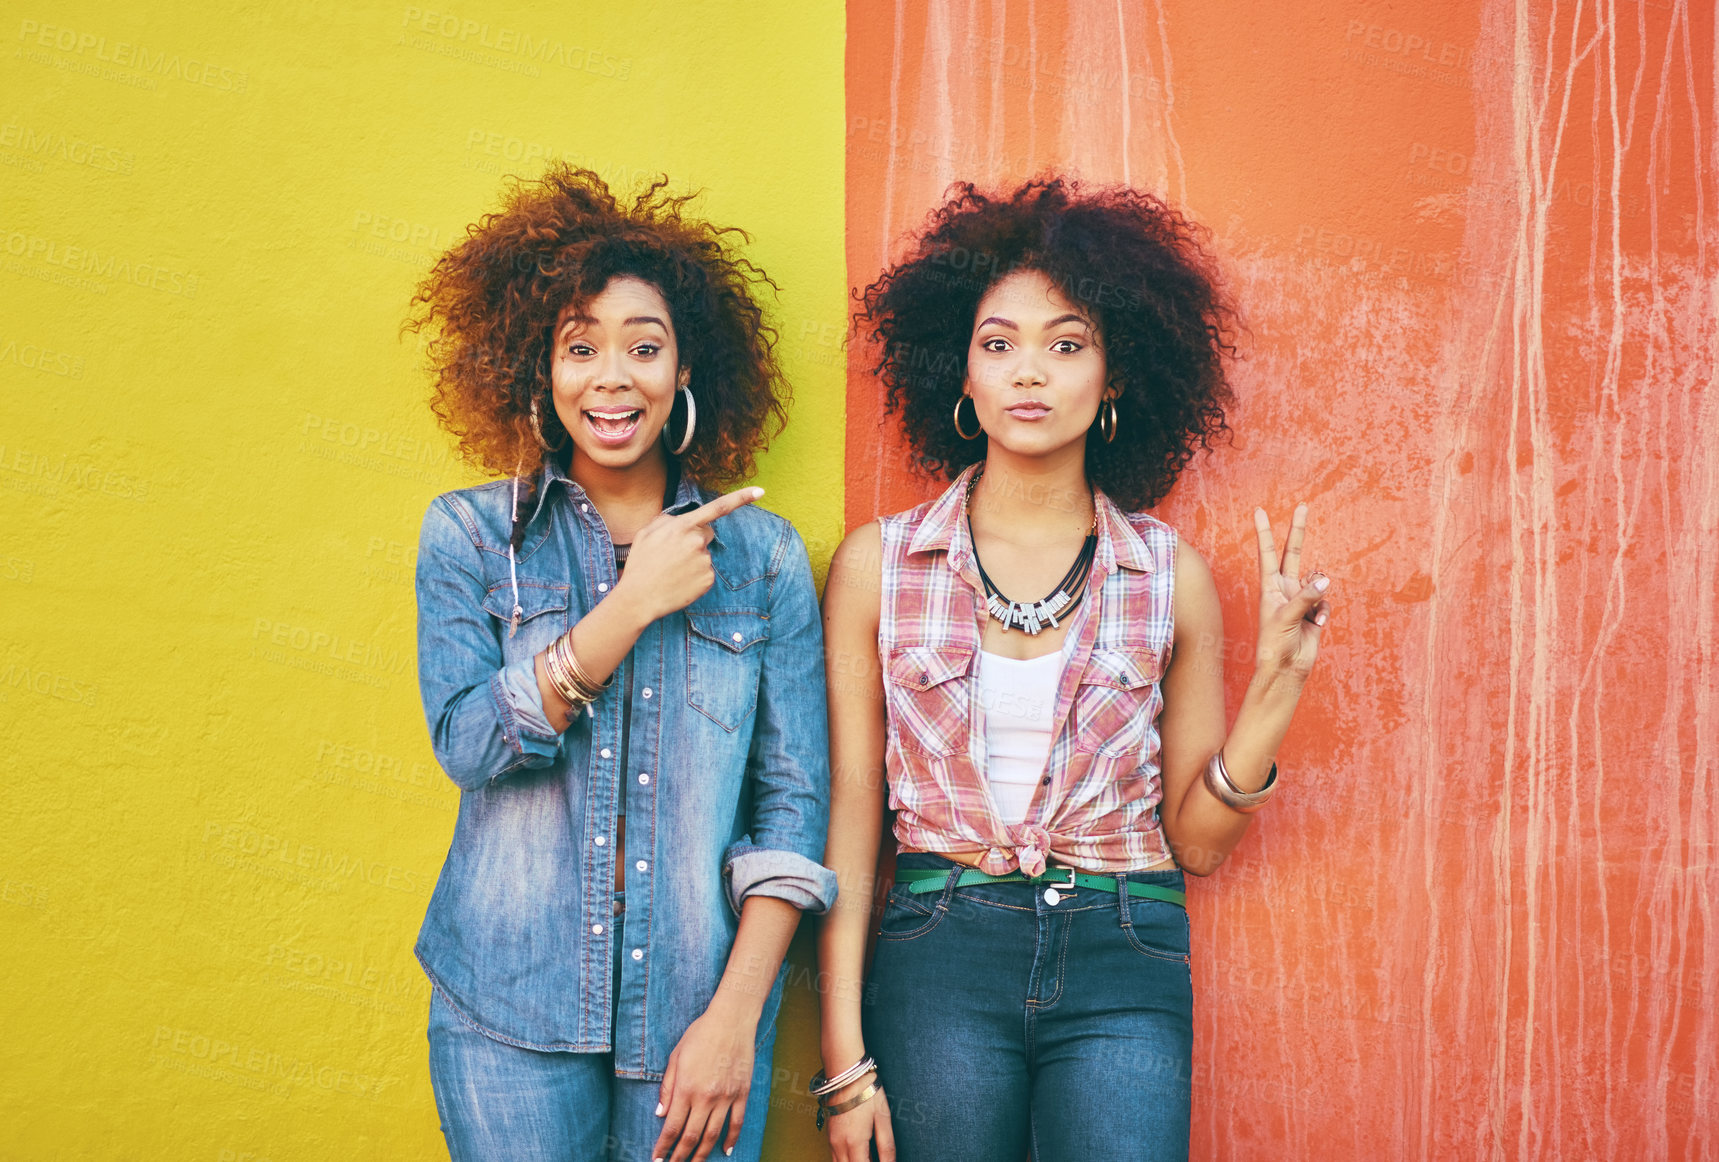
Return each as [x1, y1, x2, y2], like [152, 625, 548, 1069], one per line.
[413, 456, 837, 1077]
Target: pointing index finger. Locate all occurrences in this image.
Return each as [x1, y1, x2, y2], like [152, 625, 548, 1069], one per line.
[685, 486, 764, 527]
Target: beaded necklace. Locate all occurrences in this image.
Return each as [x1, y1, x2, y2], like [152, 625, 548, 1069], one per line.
[964, 472, 1098, 635]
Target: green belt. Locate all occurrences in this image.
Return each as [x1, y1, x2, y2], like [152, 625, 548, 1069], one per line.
[894, 866, 1186, 908]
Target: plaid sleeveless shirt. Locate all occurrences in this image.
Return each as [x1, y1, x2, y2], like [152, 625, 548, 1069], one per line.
[878, 465, 1178, 876]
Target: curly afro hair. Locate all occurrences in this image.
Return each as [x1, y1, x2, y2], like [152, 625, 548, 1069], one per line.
[856, 175, 1237, 510]
[407, 163, 786, 487]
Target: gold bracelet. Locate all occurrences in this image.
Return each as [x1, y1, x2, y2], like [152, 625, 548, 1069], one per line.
[1202, 750, 1277, 813]
[816, 1078, 882, 1131]
[556, 634, 609, 697]
[545, 667, 587, 711]
[544, 636, 598, 707]
[560, 634, 613, 693]
[541, 637, 576, 702]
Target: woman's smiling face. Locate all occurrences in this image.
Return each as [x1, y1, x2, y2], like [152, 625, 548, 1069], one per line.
[963, 269, 1109, 458]
[550, 275, 687, 473]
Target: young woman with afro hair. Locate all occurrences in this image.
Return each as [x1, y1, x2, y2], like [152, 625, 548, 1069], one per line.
[815, 176, 1335, 1161]
[407, 164, 836, 1162]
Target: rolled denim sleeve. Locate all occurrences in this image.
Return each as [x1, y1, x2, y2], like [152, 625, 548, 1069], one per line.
[721, 521, 838, 915]
[495, 655, 568, 745]
[417, 497, 571, 790]
[723, 838, 837, 914]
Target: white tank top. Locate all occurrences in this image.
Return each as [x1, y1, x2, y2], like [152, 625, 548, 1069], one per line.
[976, 649, 1063, 826]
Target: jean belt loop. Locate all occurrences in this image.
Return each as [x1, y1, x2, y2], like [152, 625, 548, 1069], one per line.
[1114, 871, 1133, 929]
[937, 859, 964, 909]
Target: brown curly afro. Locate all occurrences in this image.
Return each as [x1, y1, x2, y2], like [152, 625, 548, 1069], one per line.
[407, 163, 786, 486]
[856, 175, 1237, 510]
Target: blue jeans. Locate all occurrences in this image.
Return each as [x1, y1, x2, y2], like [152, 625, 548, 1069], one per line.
[863, 853, 1193, 1162]
[428, 892, 779, 1162]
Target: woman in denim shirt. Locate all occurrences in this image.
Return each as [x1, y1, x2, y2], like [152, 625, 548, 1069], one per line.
[408, 165, 837, 1162]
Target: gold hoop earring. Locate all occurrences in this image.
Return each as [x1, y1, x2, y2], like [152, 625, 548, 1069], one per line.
[1098, 398, 1118, 444]
[663, 386, 697, 456]
[953, 395, 982, 441]
[529, 396, 550, 451]
[530, 394, 566, 452]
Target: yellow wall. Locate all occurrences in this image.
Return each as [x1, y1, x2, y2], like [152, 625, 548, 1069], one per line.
[1, 3, 845, 1157]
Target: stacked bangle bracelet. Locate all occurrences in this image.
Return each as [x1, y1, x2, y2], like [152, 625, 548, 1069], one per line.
[810, 1056, 875, 1098]
[816, 1079, 883, 1131]
[810, 1056, 882, 1130]
[542, 632, 611, 709]
[1203, 750, 1278, 813]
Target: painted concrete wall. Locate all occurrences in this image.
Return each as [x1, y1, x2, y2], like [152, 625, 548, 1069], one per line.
[0, 4, 844, 1158]
[2, 0, 1713, 1158]
[846, 2, 1715, 1159]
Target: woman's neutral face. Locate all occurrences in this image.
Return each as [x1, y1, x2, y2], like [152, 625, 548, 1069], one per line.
[551, 275, 686, 473]
[964, 268, 1108, 458]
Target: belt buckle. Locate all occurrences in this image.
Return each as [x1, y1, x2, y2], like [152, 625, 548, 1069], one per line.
[1042, 865, 1078, 906]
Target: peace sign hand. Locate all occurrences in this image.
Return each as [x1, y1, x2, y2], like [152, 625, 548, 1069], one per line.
[612, 486, 764, 624]
[1252, 503, 1331, 680]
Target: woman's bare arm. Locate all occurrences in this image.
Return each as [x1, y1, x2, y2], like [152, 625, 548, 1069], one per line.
[1156, 506, 1332, 875]
[815, 521, 898, 1161]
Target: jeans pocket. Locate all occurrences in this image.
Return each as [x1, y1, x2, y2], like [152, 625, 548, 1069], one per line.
[876, 884, 947, 942]
[1121, 896, 1191, 963]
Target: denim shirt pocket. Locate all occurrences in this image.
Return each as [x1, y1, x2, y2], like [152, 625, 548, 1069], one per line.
[479, 580, 571, 662]
[1071, 644, 1161, 757]
[885, 643, 974, 757]
[685, 610, 770, 731]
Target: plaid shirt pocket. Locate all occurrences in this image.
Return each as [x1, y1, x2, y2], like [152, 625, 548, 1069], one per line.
[885, 643, 974, 757]
[1071, 644, 1163, 757]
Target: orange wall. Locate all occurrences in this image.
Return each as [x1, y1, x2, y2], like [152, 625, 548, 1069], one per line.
[845, 1, 1715, 1157]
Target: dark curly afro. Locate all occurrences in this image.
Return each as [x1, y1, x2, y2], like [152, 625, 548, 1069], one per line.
[407, 163, 785, 487]
[856, 175, 1237, 510]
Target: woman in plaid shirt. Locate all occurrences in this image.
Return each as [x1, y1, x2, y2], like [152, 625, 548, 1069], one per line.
[815, 177, 1334, 1162]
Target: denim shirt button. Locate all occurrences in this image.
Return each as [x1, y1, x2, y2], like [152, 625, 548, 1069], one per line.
[635, 860, 648, 872]
[598, 582, 609, 593]
[642, 687, 653, 699]
[592, 923, 603, 935]
[638, 773, 650, 784]
[600, 748, 612, 759]
[594, 836, 606, 846]
[631, 948, 643, 961]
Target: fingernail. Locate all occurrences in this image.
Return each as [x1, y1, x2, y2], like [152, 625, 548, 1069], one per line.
[751, 487, 765, 498]
[655, 1103, 665, 1116]
[1312, 575, 1329, 591]
[1316, 611, 1328, 626]
[725, 1150, 735, 1157]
